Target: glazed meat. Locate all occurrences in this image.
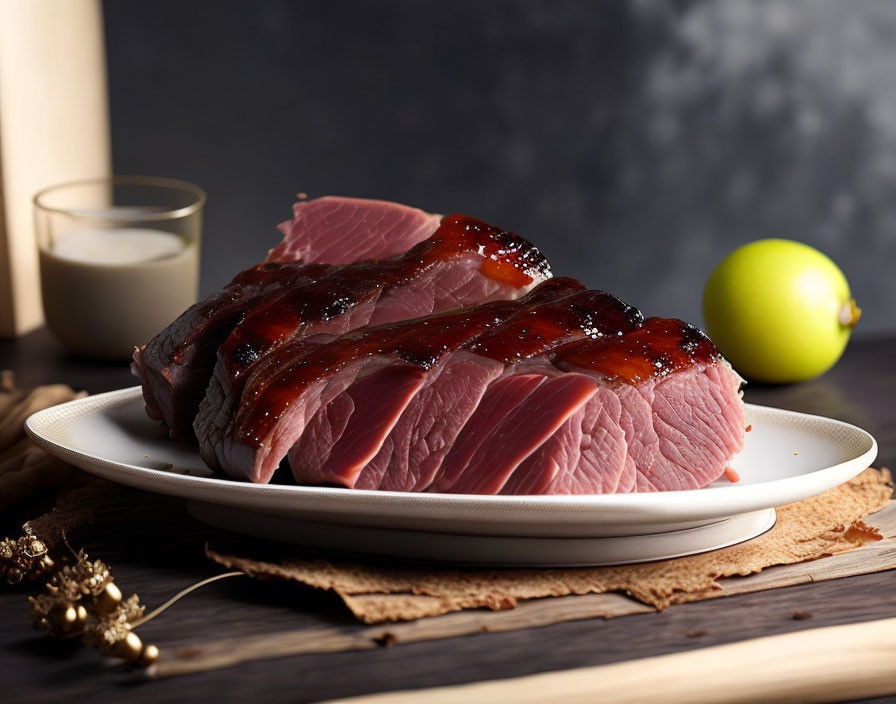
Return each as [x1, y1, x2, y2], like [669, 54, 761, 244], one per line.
[292, 284, 639, 491]
[201, 279, 580, 483]
[209, 277, 744, 493]
[442, 319, 744, 495]
[134, 195, 746, 495]
[197, 212, 552, 438]
[131, 261, 329, 441]
[133, 196, 440, 440]
[193, 213, 553, 472]
[501, 320, 744, 494]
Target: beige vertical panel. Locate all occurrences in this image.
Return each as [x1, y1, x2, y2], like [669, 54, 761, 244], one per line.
[0, 0, 111, 336]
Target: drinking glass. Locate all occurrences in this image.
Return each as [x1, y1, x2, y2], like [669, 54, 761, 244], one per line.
[33, 175, 205, 360]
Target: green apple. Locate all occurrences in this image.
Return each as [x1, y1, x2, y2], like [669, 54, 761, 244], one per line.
[703, 239, 860, 383]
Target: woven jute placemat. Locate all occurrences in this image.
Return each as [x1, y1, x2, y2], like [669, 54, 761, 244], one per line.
[207, 468, 892, 623]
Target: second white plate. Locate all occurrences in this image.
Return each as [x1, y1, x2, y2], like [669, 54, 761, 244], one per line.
[188, 502, 777, 566]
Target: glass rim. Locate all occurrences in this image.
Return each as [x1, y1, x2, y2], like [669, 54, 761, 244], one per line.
[33, 175, 207, 223]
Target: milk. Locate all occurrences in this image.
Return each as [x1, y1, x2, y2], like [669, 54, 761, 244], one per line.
[40, 227, 199, 360]
[51, 228, 186, 265]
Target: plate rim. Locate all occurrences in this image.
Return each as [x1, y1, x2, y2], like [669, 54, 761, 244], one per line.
[24, 385, 879, 524]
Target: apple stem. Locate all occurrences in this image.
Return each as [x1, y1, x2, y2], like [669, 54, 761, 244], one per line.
[839, 299, 862, 328]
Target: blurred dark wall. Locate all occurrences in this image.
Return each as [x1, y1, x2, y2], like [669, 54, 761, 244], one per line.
[103, 0, 896, 332]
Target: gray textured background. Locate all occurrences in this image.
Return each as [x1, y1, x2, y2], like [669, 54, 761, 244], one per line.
[103, 0, 896, 332]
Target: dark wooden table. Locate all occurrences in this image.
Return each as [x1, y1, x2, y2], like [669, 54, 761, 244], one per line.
[1, 328, 894, 704]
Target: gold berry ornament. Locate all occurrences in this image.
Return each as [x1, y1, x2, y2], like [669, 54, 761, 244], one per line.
[0, 526, 54, 585]
[27, 547, 158, 665]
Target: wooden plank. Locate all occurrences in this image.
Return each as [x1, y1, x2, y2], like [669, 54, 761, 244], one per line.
[0, 313, 894, 703]
[323, 616, 896, 704]
[2, 335, 895, 703]
[0, 0, 111, 336]
[154, 592, 654, 677]
[713, 541, 896, 596]
[152, 517, 896, 678]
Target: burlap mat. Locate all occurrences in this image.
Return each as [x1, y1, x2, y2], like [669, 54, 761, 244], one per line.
[208, 467, 892, 624]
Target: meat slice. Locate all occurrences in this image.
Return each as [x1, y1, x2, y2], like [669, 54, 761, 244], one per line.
[287, 365, 431, 488]
[501, 384, 628, 494]
[212, 213, 551, 395]
[337, 287, 639, 492]
[284, 294, 742, 495]
[499, 319, 745, 494]
[268, 196, 442, 264]
[133, 196, 440, 440]
[207, 280, 575, 483]
[195, 214, 553, 470]
[354, 352, 505, 491]
[426, 373, 548, 492]
[444, 373, 600, 494]
[388, 289, 641, 493]
[131, 262, 331, 440]
[502, 364, 744, 495]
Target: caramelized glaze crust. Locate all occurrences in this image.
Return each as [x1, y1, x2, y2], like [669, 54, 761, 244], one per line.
[217, 214, 551, 382]
[167, 261, 332, 366]
[233, 278, 581, 446]
[228, 286, 718, 456]
[551, 316, 720, 383]
[468, 288, 642, 364]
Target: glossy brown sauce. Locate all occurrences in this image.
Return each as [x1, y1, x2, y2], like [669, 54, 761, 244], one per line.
[468, 287, 642, 363]
[166, 262, 332, 365]
[230, 286, 718, 453]
[234, 279, 580, 445]
[551, 316, 720, 383]
[219, 214, 550, 381]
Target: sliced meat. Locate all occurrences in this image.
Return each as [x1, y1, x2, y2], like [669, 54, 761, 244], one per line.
[288, 300, 743, 495]
[347, 287, 638, 492]
[444, 373, 599, 494]
[356, 352, 505, 491]
[268, 196, 442, 264]
[427, 373, 548, 492]
[288, 365, 428, 488]
[214, 213, 551, 390]
[133, 196, 441, 440]
[195, 214, 553, 469]
[499, 319, 745, 494]
[131, 261, 331, 440]
[208, 280, 575, 484]
[637, 361, 744, 491]
[502, 385, 629, 495]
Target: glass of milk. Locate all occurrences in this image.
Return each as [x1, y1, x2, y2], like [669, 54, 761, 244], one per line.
[33, 176, 205, 360]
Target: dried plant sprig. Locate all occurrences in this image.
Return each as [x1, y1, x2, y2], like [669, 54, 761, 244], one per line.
[26, 540, 158, 666]
[0, 526, 54, 585]
[10, 523, 244, 669]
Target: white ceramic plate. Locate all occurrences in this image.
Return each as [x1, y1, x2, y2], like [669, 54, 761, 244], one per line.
[24, 387, 877, 565]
